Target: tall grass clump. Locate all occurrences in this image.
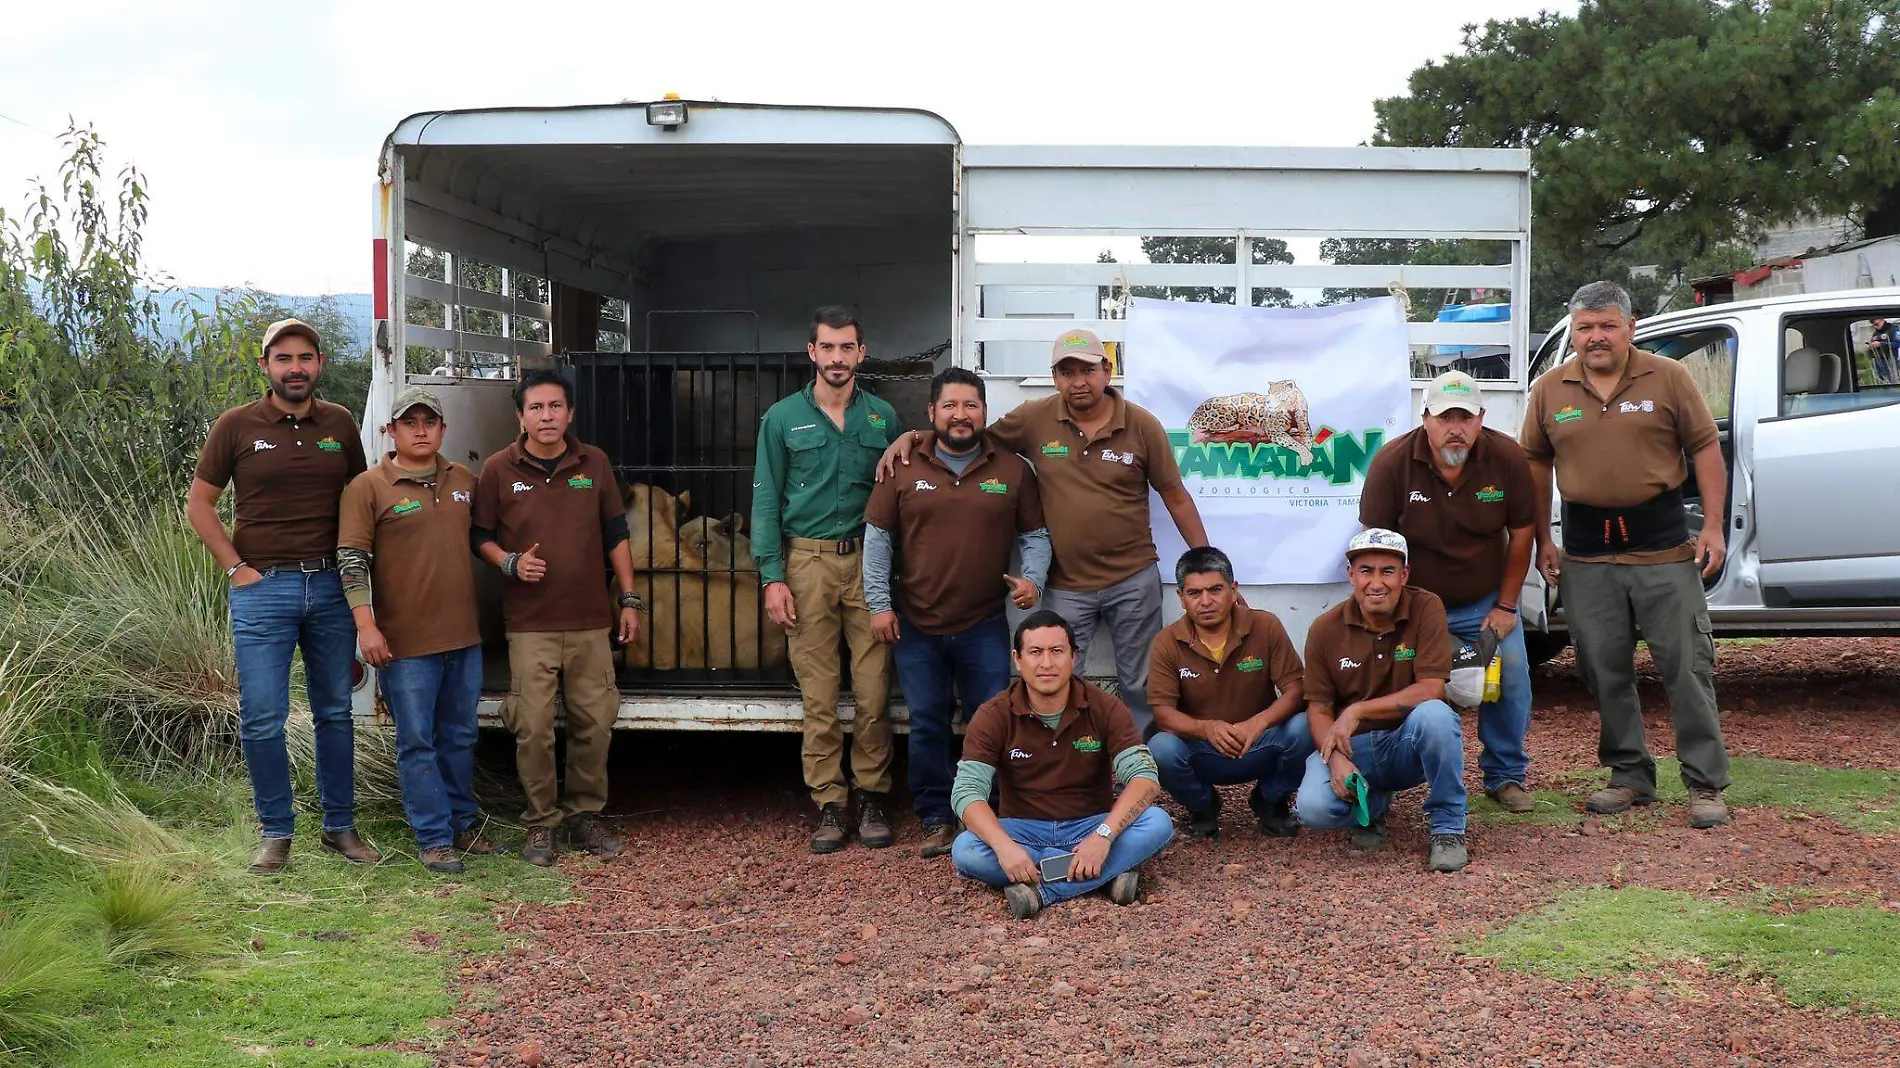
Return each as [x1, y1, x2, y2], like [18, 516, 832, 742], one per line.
[0, 913, 94, 1060]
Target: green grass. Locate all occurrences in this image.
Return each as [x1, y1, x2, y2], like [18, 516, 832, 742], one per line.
[1565, 757, 1900, 833]
[1479, 887, 1900, 1014]
[1468, 789, 1586, 827]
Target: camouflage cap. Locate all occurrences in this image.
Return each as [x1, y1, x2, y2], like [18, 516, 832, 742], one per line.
[1345, 527, 1408, 564]
[1423, 371, 1483, 416]
[389, 385, 445, 423]
[1050, 328, 1109, 368]
[261, 317, 322, 354]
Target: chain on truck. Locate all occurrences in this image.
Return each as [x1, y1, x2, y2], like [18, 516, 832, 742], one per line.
[354, 99, 1536, 732]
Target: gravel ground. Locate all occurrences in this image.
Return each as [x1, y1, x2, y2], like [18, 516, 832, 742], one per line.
[423, 638, 1900, 1068]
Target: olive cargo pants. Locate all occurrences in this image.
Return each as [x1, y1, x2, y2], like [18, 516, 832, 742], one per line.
[1560, 558, 1731, 794]
[503, 628, 618, 827]
[785, 541, 894, 809]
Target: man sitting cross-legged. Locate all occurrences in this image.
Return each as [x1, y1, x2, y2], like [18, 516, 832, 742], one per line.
[950, 610, 1174, 920]
[1295, 529, 1470, 873]
[1147, 546, 1312, 840]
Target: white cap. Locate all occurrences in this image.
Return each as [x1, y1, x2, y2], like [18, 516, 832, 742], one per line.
[1346, 527, 1408, 563]
[1423, 371, 1483, 416]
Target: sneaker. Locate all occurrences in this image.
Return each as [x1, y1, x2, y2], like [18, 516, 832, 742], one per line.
[1347, 815, 1388, 851]
[1585, 785, 1655, 815]
[320, 828, 382, 865]
[521, 825, 558, 867]
[919, 822, 958, 859]
[247, 836, 292, 876]
[1107, 870, 1141, 905]
[453, 829, 506, 855]
[1687, 784, 1729, 829]
[1003, 882, 1042, 920]
[810, 803, 849, 854]
[857, 793, 895, 849]
[1249, 787, 1300, 837]
[1486, 782, 1536, 814]
[1427, 834, 1470, 873]
[566, 815, 626, 856]
[419, 846, 466, 874]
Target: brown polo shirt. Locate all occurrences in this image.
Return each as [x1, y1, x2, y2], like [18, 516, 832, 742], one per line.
[472, 435, 622, 634]
[193, 394, 368, 570]
[962, 678, 1143, 822]
[864, 444, 1043, 635]
[1147, 606, 1304, 725]
[1520, 349, 1719, 564]
[337, 459, 481, 660]
[1359, 426, 1537, 607]
[986, 388, 1183, 591]
[1302, 587, 1452, 711]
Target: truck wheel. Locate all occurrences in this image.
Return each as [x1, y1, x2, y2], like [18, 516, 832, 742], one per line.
[1524, 631, 1571, 669]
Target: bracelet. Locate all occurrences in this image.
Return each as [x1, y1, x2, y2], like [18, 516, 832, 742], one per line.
[225, 561, 246, 578]
[1495, 602, 1518, 613]
[501, 552, 520, 579]
[617, 591, 645, 611]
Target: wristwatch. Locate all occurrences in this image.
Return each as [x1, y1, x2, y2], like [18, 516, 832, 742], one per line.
[1093, 822, 1114, 842]
[617, 591, 646, 612]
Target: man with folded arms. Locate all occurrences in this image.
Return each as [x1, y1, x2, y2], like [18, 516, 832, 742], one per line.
[1295, 529, 1469, 873]
[1147, 546, 1311, 840]
[949, 611, 1174, 920]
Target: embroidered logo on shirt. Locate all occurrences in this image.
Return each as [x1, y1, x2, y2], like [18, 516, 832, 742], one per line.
[452, 490, 472, 503]
[1072, 735, 1103, 753]
[1177, 668, 1200, 680]
[1008, 748, 1034, 761]
[1618, 400, 1656, 414]
[1394, 644, 1417, 661]
[789, 423, 818, 432]
[251, 440, 277, 452]
[567, 475, 594, 489]
[1235, 656, 1265, 673]
[1475, 485, 1505, 502]
[511, 481, 534, 494]
[1409, 490, 1432, 503]
[1100, 449, 1134, 465]
[1338, 657, 1363, 670]
[979, 478, 1008, 494]
[1041, 441, 1071, 457]
[317, 436, 342, 452]
[391, 497, 421, 516]
[913, 480, 938, 491]
[867, 412, 888, 428]
[1553, 406, 1583, 423]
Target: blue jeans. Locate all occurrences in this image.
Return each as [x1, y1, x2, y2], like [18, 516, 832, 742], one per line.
[1295, 699, 1467, 835]
[894, 611, 1011, 826]
[381, 644, 483, 849]
[1044, 567, 1165, 739]
[1444, 592, 1532, 791]
[229, 569, 357, 838]
[951, 807, 1173, 906]
[1148, 713, 1314, 813]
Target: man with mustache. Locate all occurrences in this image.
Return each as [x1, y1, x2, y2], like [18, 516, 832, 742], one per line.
[753, 306, 904, 853]
[878, 329, 1210, 740]
[1359, 370, 1537, 813]
[862, 367, 1051, 859]
[1521, 281, 1731, 829]
[189, 318, 377, 874]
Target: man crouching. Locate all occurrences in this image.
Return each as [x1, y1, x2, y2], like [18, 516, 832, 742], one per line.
[950, 610, 1173, 920]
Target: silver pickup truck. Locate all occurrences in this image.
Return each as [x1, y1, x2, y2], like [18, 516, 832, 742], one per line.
[1521, 287, 1900, 664]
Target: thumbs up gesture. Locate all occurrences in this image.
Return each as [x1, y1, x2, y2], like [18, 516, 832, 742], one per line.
[516, 543, 548, 583]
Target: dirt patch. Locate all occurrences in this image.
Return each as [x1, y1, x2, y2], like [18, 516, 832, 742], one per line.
[424, 638, 1900, 1067]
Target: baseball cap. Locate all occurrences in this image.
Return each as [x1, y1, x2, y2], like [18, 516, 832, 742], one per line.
[1423, 371, 1482, 416]
[1345, 527, 1408, 564]
[389, 385, 446, 423]
[261, 317, 322, 354]
[1050, 328, 1109, 368]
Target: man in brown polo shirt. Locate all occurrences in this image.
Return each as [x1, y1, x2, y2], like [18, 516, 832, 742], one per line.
[881, 329, 1210, 739]
[863, 367, 1051, 858]
[1360, 370, 1538, 813]
[1294, 529, 1468, 872]
[1521, 280, 1731, 829]
[949, 611, 1174, 920]
[338, 386, 501, 875]
[472, 369, 642, 866]
[188, 317, 378, 874]
[1147, 546, 1311, 840]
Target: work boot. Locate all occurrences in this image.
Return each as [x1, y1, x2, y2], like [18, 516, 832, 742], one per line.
[1687, 784, 1730, 829]
[1249, 785, 1300, 837]
[919, 821, 958, 859]
[521, 825, 558, 867]
[810, 803, 849, 854]
[1186, 795, 1221, 840]
[857, 793, 895, 849]
[1003, 883, 1042, 921]
[320, 828, 382, 865]
[1427, 834, 1470, 873]
[453, 829, 506, 855]
[1486, 782, 1536, 814]
[1348, 815, 1388, 851]
[567, 815, 626, 856]
[1107, 870, 1141, 906]
[248, 836, 292, 876]
[419, 846, 466, 875]
[1585, 785, 1655, 815]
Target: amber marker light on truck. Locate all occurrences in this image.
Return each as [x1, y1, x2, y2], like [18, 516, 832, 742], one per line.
[647, 94, 688, 129]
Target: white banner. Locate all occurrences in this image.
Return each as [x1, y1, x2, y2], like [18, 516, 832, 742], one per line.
[1126, 296, 1412, 585]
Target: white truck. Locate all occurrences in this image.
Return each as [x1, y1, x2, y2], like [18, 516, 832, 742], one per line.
[353, 99, 1534, 730]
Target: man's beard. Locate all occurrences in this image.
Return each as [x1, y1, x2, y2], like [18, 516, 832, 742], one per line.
[1438, 445, 1469, 467]
[940, 424, 983, 451]
[271, 376, 314, 401]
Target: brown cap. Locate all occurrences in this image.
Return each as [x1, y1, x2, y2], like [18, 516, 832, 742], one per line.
[1050, 328, 1109, 368]
[261, 317, 322, 354]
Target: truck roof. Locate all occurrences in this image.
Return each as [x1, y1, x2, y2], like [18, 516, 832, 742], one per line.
[1547, 285, 1900, 335]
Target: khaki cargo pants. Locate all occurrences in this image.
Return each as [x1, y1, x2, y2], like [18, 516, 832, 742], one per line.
[503, 628, 617, 827]
[785, 539, 893, 809]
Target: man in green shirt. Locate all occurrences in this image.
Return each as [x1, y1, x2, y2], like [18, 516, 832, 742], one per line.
[753, 306, 904, 854]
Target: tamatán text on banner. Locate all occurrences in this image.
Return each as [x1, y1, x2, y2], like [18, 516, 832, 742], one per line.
[1124, 296, 1411, 585]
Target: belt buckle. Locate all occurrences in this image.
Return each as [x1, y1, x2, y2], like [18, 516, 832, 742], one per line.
[836, 539, 857, 555]
[300, 558, 326, 573]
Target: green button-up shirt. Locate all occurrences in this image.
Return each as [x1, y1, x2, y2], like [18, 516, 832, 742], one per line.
[751, 382, 902, 584]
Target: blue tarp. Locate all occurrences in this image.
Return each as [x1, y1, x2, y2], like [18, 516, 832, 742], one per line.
[1432, 301, 1510, 356]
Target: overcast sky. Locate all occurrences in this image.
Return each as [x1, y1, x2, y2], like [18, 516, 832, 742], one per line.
[1, 0, 1571, 295]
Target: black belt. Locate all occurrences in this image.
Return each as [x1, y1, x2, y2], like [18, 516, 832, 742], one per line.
[789, 537, 859, 556]
[1562, 489, 1687, 556]
[262, 556, 337, 574]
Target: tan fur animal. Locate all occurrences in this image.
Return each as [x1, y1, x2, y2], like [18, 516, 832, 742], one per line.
[678, 513, 756, 572]
[622, 485, 784, 671]
[1186, 382, 1318, 465]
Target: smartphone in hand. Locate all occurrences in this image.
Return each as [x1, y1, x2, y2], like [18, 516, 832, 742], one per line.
[1038, 852, 1076, 882]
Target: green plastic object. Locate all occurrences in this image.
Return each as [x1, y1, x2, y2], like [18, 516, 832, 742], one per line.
[1345, 772, 1373, 827]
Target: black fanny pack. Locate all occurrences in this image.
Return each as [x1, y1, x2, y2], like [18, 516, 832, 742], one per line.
[1562, 488, 1687, 556]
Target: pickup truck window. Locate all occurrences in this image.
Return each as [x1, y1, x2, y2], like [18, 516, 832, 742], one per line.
[1779, 312, 1900, 417]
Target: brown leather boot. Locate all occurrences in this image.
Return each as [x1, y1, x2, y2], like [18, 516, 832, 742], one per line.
[1687, 784, 1729, 829]
[453, 829, 506, 855]
[1585, 785, 1655, 815]
[919, 822, 958, 859]
[810, 803, 849, 854]
[521, 825, 558, 867]
[857, 793, 895, 849]
[248, 836, 292, 875]
[1486, 782, 1536, 813]
[419, 846, 466, 874]
[566, 815, 625, 856]
[320, 828, 383, 865]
